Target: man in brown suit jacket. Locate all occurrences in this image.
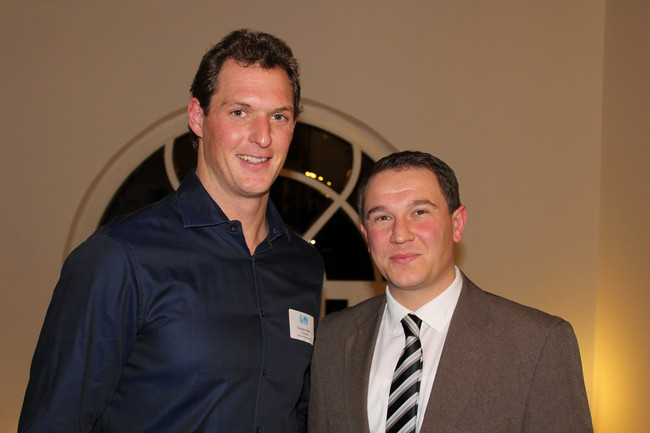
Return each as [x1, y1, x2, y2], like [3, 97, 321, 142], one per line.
[309, 151, 593, 433]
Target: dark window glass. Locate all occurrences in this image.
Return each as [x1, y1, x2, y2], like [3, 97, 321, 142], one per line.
[99, 122, 375, 281]
[346, 152, 376, 215]
[172, 132, 197, 183]
[269, 177, 331, 235]
[312, 209, 375, 281]
[325, 299, 349, 315]
[100, 147, 172, 225]
[285, 123, 353, 194]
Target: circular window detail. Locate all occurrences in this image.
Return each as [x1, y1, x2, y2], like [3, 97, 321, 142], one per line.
[68, 101, 396, 311]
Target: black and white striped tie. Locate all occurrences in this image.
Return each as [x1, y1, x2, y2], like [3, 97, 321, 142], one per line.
[386, 314, 423, 433]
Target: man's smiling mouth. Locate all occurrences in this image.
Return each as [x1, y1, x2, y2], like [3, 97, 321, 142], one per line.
[238, 155, 269, 164]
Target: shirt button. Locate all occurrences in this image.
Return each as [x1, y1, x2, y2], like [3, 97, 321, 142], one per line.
[256, 428, 261, 433]
[260, 310, 265, 317]
[229, 225, 237, 232]
[262, 369, 267, 376]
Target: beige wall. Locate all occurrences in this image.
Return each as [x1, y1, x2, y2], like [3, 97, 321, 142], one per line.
[0, 1, 646, 431]
[594, 1, 650, 432]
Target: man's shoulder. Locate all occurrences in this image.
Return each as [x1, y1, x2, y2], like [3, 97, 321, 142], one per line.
[487, 290, 563, 327]
[461, 275, 567, 332]
[102, 193, 179, 234]
[319, 295, 385, 334]
[268, 223, 325, 275]
[282, 226, 323, 254]
[88, 195, 185, 258]
[64, 193, 181, 267]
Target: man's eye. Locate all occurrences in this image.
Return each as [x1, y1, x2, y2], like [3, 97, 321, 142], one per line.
[273, 113, 289, 121]
[414, 209, 428, 216]
[232, 109, 244, 116]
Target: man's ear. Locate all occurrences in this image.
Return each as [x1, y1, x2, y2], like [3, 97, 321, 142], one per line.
[359, 220, 370, 252]
[452, 205, 468, 243]
[187, 98, 204, 138]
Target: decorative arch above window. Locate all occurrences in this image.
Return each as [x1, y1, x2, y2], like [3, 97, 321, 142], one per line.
[66, 100, 396, 309]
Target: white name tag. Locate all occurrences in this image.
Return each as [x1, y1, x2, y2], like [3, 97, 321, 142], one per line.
[288, 309, 314, 345]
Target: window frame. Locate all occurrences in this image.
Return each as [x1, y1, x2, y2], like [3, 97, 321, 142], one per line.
[65, 99, 396, 308]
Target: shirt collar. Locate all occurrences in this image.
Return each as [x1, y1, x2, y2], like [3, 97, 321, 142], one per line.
[265, 199, 291, 242]
[385, 266, 463, 334]
[176, 169, 290, 240]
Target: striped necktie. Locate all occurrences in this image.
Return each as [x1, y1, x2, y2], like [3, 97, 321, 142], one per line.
[386, 314, 423, 433]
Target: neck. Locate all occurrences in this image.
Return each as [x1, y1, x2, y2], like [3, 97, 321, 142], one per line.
[391, 287, 446, 311]
[196, 170, 270, 254]
[222, 195, 270, 254]
[390, 267, 457, 311]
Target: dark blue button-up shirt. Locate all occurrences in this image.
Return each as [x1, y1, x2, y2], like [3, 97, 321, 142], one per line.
[19, 171, 324, 433]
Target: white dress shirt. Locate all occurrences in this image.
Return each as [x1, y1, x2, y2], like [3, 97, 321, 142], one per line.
[367, 267, 462, 433]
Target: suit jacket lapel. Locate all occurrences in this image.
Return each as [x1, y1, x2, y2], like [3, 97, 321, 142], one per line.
[343, 295, 386, 433]
[420, 275, 494, 433]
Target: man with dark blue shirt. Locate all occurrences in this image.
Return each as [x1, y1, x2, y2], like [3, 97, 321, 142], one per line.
[19, 29, 324, 433]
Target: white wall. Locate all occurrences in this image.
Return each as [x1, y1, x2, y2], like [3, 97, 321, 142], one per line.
[1, 1, 639, 431]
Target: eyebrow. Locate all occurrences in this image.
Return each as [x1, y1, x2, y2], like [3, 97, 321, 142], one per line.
[365, 205, 386, 220]
[409, 199, 437, 208]
[365, 199, 438, 220]
[221, 100, 293, 114]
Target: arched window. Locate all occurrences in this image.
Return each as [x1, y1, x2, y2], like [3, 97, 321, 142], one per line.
[66, 100, 396, 312]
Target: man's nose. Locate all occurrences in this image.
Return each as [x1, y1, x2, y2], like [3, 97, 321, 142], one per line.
[390, 217, 414, 244]
[249, 116, 272, 147]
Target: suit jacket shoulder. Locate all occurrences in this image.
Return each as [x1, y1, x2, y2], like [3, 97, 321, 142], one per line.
[421, 274, 593, 432]
[310, 275, 593, 433]
[317, 295, 385, 339]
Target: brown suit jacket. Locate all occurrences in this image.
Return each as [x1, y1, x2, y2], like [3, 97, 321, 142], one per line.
[309, 274, 593, 432]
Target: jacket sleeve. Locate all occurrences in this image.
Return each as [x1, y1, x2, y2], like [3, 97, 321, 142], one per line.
[18, 234, 139, 433]
[308, 316, 332, 433]
[523, 320, 594, 432]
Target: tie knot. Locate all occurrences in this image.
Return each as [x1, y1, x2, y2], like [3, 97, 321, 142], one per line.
[401, 314, 422, 338]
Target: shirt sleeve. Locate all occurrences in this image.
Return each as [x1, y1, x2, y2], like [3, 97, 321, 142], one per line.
[295, 368, 310, 433]
[523, 320, 594, 432]
[19, 233, 140, 433]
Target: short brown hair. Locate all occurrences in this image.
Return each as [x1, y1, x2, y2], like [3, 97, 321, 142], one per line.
[358, 151, 461, 222]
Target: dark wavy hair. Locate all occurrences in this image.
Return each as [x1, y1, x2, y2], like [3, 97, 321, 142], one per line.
[357, 150, 462, 221]
[189, 29, 301, 146]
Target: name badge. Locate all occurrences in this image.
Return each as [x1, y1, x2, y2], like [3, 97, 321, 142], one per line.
[288, 309, 314, 345]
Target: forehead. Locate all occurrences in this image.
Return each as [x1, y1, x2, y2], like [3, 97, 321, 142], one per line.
[214, 59, 292, 99]
[366, 167, 445, 205]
